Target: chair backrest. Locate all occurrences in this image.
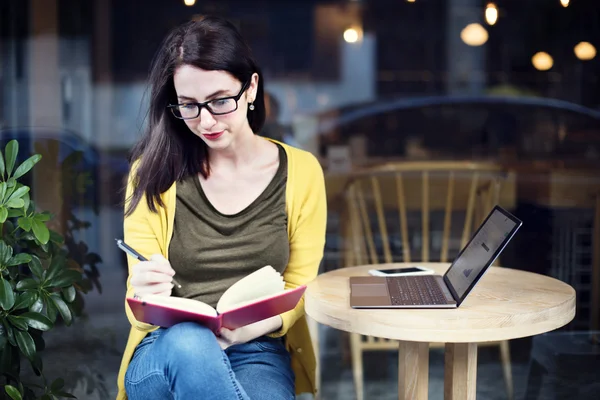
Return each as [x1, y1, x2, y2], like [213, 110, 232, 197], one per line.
[344, 161, 510, 266]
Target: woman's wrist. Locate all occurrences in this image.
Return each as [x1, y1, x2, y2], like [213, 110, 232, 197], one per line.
[257, 315, 283, 336]
[269, 315, 283, 333]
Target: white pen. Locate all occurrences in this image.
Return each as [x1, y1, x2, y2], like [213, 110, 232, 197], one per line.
[115, 238, 182, 289]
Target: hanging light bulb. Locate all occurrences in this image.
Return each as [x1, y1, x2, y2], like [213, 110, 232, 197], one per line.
[574, 42, 597, 60]
[532, 52, 554, 71]
[343, 28, 360, 43]
[460, 23, 489, 46]
[560, 0, 569, 7]
[485, 3, 498, 25]
[184, 0, 196, 6]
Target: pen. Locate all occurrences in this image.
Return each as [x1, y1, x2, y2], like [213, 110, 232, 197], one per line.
[115, 238, 182, 289]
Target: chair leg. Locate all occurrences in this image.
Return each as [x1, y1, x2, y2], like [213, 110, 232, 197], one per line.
[350, 333, 364, 400]
[499, 340, 513, 400]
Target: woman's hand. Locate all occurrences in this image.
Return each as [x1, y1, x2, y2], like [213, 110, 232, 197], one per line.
[130, 254, 176, 297]
[216, 315, 283, 350]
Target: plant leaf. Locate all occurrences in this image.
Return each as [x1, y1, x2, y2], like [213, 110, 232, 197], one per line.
[7, 266, 18, 280]
[7, 209, 22, 218]
[12, 154, 41, 180]
[0, 207, 7, 223]
[31, 220, 50, 245]
[46, 255, 65, 282]
[0, 241, 13, 265]
[6, 186, 28, 202]
[2, 320, 16, 347]
[0, 240, 12, 265]
[45, 295, 58, 322]
[0, 278, 15, 310]
[0, 241, 7, 261]
[21, 191, 30, 212]
[20, 232, 35, 242]
[49, 294, 72, 325]
[7, 315, 28, 331]
[34, 212, 51, 222]
[49, 270, 81, 288]
[49, 230, 63, 244]
[7, 253, 32, 267]
[20, 312, 53, 331]
[6, 198, 24, 209]
[13, 292, 37, 310]
[29, 329, 45, 353]
[61, 286, 76, 303]
[4, 385, 22, 400]
[0, 148, 4, 179]
[0, 324, 6, 350]
[30, 298, 43, 313]
[50, 378, 64, 392]
[4, 141, 18, 178]
[14, 329, 35, 360]
[30, 352, 43, 376]
[54, 392, 76, 399]
[16, 279, 38, 291]
[28, 256, 44, 279]
[17, 217, 32, 232]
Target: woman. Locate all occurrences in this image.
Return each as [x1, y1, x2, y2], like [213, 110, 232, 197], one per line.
[116, 16, 326, 400]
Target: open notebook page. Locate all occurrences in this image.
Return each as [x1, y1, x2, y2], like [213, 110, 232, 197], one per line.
[140, 294, 218, 317]
[217, 266, 285, 313]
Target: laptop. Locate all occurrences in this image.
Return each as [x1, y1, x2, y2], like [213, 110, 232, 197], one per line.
[349, 205, 522, 309]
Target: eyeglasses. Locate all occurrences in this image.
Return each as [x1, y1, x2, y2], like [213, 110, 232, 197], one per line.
[168, 81, 250, 119]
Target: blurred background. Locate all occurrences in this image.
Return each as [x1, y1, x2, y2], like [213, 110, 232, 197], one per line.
[1, 0, 599, 399]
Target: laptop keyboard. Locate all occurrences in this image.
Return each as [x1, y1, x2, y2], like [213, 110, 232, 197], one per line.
[386, 275, 449, 305]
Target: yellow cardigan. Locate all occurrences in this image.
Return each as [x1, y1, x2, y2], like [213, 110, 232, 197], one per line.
[116, 141, 327, 399]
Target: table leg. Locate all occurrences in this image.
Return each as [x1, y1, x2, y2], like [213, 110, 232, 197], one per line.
[444, 343, 478, 400]
[398, 341, 429, 400]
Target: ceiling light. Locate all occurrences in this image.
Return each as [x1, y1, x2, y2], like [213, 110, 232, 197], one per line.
[574, 41, 597, 60]
[532, 52, 553, 71]
[460, 23, 489, 47]
[485, 3, 498, 25]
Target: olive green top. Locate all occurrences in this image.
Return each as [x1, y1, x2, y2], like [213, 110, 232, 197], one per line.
[168, 144, 289, 308]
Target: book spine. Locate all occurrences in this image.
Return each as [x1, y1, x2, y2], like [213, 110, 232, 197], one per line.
[216, 314, 223, 333]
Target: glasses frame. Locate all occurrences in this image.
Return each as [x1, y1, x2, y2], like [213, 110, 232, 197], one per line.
[168, 80, 250, 119]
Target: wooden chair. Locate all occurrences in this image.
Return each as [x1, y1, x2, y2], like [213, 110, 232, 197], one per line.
[343, 161, 514, 400]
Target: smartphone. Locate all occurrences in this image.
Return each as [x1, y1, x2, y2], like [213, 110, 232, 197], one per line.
[368, 266, 434, 277]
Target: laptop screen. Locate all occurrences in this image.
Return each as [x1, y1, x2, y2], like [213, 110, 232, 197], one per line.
[444, 207, 521, 303]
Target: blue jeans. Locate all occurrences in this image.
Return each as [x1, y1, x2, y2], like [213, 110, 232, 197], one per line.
[124, 322, 295, 400]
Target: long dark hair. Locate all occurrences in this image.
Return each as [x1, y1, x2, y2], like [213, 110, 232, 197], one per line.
[125, 16, 266, 216]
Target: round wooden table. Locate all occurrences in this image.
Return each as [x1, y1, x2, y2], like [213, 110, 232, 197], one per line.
[305, 263, 576, 400]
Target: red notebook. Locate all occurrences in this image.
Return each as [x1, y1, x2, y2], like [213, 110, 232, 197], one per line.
[126, 266, 306, 332]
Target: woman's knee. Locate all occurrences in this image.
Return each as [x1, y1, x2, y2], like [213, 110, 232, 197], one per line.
[157, 322, 221, 364]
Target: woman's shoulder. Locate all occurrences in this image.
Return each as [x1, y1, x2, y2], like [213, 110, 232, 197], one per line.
[270, 139, 322, 172]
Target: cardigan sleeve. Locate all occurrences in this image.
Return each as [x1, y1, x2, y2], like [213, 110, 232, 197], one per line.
[268, 151, 327, 338]
[123, 163, 160, 333]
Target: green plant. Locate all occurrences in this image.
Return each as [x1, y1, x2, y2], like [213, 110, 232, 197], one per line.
[0, 140, 87, 399]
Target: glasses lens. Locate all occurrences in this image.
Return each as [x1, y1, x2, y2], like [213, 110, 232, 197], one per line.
[174, 104, 199, 119]
[208, 98, 237, 115]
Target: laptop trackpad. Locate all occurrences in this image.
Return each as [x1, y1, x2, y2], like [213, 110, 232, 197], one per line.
[352, 284, 387, 297]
